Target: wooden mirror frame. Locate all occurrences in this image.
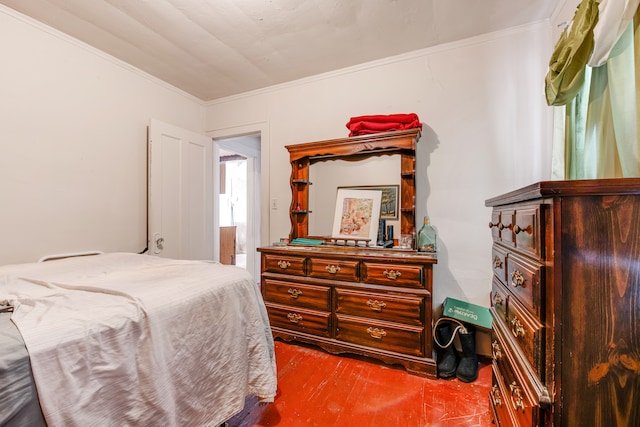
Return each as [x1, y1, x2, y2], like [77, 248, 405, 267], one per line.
[285, 128, 421, 243]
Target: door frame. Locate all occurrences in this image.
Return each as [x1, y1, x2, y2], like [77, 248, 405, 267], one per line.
[208, 122, 270, 283]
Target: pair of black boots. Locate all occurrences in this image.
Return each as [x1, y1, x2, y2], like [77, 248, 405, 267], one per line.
[435, 322, 478, 383]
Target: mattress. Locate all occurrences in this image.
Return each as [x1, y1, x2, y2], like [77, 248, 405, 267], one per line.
[0, 311, 46, 426]
[0, 253, 277, 427]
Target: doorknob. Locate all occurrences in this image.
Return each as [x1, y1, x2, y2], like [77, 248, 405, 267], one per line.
[152, 233, 164, 254]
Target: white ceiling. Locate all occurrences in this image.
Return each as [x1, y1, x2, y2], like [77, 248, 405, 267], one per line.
[1, 0, 560, 101]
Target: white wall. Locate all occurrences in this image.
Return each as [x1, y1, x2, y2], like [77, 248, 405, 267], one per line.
[204, 21, 556, 310]
[0, 6, 205, 265]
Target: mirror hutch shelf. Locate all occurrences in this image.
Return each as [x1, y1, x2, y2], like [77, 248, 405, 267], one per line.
[258, 128, 437, 377]
[285, 128, 421, 242]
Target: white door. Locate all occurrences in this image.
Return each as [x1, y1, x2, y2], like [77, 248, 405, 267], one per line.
[148, 119, 214, 260]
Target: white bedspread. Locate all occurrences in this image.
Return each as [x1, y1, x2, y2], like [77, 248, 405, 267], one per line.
[0, 253, 277, 427]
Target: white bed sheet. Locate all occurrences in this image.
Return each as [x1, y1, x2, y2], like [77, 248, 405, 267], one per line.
[0, 253, 277, 427]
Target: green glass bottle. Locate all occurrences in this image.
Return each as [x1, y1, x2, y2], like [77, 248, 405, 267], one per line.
[417, 216, 437, 252]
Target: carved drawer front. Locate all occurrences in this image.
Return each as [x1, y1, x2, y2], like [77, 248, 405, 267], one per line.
[266, 303, 331, 338]
[336, 315, 424, 356]
[513, 206, 541, 259]
[492, 245, 508, 285]
[492, 323, 550, 410]
[490, 369, 518, 427]
[335, 288, 424, 326]
[498, 209, 515, 247]
[504, 297, 544, 375]
[506, 253, 543, 318]
[492, 362, 534, 427]
[307, 257, 359, 281]
[491, 277, 509, 324]
[263, 254, 306, 276]
[262, 279, 330, 311]
[489, 210, 502, 243]
[361, 262, 423, 289]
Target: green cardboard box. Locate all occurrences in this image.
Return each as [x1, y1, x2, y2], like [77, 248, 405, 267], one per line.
[441, 297, 492, 329]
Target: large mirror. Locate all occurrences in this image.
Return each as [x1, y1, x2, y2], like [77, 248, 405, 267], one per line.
[308, 154, 402, 239]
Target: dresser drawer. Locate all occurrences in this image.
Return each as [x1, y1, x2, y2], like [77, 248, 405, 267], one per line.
[336, 315, 424, 356]
[266, 303, 331, 338]
[492, 245, 508, 285]
[336, 288, 424, 326]
[491, 277, 509, 324]
[492, 360, 535, 427]
[361, 262, 423, 289]
[490, 370, 518, 427]
[506, 253, 543, 318]
[263, 254, 306, 276]
[504, 297, 544, 376]
[513, 206, 541, 259]
[307, 257, 359, 281]
[262, 279, 330, 311]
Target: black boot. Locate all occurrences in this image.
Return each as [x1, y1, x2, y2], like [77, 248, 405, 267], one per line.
[435, 322, 458, 378]
[456, 326, 478, 383]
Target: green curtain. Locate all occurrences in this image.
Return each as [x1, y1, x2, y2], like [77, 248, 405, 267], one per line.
[552, 5, 640, 179]
[545, 0, 599, 106]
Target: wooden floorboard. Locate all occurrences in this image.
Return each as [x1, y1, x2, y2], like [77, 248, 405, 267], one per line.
[228, 341, 493, 427]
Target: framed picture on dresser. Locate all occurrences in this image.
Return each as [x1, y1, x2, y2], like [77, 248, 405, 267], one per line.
[339, 185, 399, 220]
[331, 188, 382, 242]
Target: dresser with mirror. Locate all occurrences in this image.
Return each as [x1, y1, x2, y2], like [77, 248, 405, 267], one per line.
[258, 129, 438, 377]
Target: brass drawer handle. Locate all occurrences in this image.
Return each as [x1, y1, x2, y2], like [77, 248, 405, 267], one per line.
[493, 291, 503, 306]
[366, 327, 386, 339]
[510, 316, 525, 338]
[366, 299, 386, 312]
[493, 256, 503, 269]
[498, 222, 512, 231]
[278, 260, 291, 269]
[491, 385, 503, 407]
[510, 270, 525, 288]
[489, 221, 498, 229]
[325, 265, 341, 274]
[383, 270, 401, 280]
[287, 312, 303, 323]
[509, 382, 526, 412]
[288, 288, 303, 299]
[492, 340, 502, 360]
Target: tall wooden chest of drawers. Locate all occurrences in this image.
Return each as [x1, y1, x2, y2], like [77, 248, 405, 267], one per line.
[486, 178, 640, 427]
[258, 245, 438, 377]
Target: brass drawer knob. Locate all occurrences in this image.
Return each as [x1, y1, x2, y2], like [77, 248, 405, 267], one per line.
[287, 288, 303, 299]
[509, 382, 526, 412]
[510, 316, 525, 338]
[493, 291, 503, 306]
[491, 385, 503, 407]
[366, 327, 387, 339]
[287, 312, 303, 323]
[493, 256, 503, 269]
[383, 270, 401, 280]
[366, 299, 387, 312]
[510, 270, 525, 288]
[492, 340, 503, 360]
[513, 224, 531, 235]
[278, 260, 291, 269]
[325, 264, 341, 274]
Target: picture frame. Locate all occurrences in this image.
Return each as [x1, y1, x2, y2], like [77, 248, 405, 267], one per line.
[338, 185, 399, 220]
[332, 189, 382, 242]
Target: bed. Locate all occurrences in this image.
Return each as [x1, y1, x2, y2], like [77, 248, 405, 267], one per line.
[0, 252, 277, 427]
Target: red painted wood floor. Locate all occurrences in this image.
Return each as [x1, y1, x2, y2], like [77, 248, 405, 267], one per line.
[228, 341, 493, 427]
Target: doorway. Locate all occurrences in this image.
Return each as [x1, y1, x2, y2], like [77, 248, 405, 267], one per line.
[214, 133, 261, 280]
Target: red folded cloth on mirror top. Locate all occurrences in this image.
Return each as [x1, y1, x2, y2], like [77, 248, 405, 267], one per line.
[346, 113, 422, 136]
